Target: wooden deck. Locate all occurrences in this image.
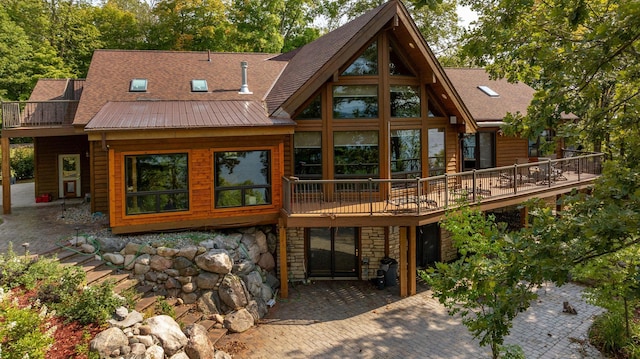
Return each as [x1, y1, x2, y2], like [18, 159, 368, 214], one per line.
[282, 154, 603, 227]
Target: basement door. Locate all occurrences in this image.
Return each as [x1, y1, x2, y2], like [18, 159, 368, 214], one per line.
[59, 154, 81, 198]
[307, 227, 358, 278]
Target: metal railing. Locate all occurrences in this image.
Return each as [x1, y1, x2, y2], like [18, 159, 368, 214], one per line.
[283, 152, 604, 216]
[1, 101, 79, 129]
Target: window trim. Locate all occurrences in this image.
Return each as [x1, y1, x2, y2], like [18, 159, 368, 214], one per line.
[191, 79, 208, 92]
[129, 78, 148, 92]
[122, 150, 192, 217]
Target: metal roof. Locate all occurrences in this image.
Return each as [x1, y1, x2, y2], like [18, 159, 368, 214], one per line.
[84, 100, 295, 131]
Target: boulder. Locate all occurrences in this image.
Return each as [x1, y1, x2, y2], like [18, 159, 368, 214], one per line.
[255, 230, 268, 254]
[114, 306, 128, 321]
[108, 310, 143, 329]
[267, 232, 277, 253]
[90, 327, 128, 357]
[184, 323, 216, 359]
[103, 252, 125, 265]
[136, 253, 151, 265]
[130, 342, 146, 356]
[197, 291, 221, 315]
[260, 284, 274, 303]
[95, 236, 127, 253]
[244, 271, 263, 298]
[233, 260, 255, 276]
[196, 272, 220, 290]
[195, 250, 233, 274]
[182, 282, 197, 293]
[265, 272, 280, 290]
[218, 274, 249, 309]
[144, 315, 188, 356]
[178, 245, 199, 261]
[80, 243, 95, 254]
[182, 292, 198, 304]
[123, 242, 156, 255]
[170, 352, 191, 359]
[173, 256, 195, 270]
[124, 254, 137, 270]
[146, 344, 165, 359]
[215, 351, 233, 359]
[224, 308, 255, 333]
[150, 255, 173, 271]
[157, 246, 180, 257]
[134, 263, 150, 275]
[257, 252, 275, 271]
[220, 233, 242, 250]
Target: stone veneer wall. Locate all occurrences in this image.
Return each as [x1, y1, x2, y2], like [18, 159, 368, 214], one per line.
[281, 226, 399, 281]
[440, 227, 457, 262]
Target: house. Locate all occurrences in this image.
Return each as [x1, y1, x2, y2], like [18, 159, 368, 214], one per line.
[1, 0, 603, 298]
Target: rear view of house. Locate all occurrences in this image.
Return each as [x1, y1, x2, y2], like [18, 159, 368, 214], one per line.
[1, 0, 603, 298]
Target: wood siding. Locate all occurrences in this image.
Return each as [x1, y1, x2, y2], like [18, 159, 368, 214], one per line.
[91, 141, 109, 214]
[103, 136, 286, 233]
[496, 135, 529, 167]
[34, 136, 89, 199]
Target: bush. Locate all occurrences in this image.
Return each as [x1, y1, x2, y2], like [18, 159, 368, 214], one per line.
[9, 145, 34, 180]
[0, 299, 55, 359]
[589, 312, 629, 355]
[58, 280, 126, 325]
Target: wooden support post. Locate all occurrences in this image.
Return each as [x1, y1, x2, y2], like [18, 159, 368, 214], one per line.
[1, 136, 11, 214]
[520, 205, 529, 228]
[278, 219, 289, 299]
[408, 226, 416, 296]
[399, 226, 408, 297]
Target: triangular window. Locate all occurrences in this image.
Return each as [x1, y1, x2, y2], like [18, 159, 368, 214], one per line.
[389, 45, 414, 76]
[341, 41, 378, 76]
[296, 95, 322, 119]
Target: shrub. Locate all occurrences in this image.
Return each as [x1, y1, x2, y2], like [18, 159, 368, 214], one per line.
[0, 300, 54, 359]
[58, 280, 126, 325]
[589, 312, 628, 355]
[9, 145, 34, 180]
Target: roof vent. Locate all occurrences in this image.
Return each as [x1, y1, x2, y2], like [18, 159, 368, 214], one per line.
[478, 85, 499, 97]
[239, 61, 253, 94]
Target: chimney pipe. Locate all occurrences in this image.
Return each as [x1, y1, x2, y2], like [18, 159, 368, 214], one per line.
[207, 50, 211, 62]
[239, 61, 252, 94]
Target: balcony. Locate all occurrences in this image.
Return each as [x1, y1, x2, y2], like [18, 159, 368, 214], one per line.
[282, 152, 604, 227]
[2, 101, 78, 130]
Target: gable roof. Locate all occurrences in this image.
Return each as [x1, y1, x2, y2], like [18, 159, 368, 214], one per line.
[266, 0, 475, 131]
[76, 51, 287, 127]
[29, 79, 84, 101]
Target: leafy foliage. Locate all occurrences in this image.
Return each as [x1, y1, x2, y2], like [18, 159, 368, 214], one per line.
[58, 280, 126, 325]
[0, 299, 55, 359]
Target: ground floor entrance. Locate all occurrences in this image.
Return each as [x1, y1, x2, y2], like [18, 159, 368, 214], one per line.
[417, 223, 440, 268]
[307, 227, 358, 278]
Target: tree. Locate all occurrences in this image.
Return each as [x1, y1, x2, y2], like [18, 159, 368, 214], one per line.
[92, 0, 151, 49]
[226, 0, 285, 53]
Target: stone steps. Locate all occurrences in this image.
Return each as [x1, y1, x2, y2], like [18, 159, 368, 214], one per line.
[46, 246, 229, 346]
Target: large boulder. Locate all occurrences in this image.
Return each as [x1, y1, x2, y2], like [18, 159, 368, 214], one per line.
[103, 252, 125, 265]
[257, 252, 275, 271]
[224, 308, 255, 333]
[94, 236, 127, 253]
[107, 310, 143, 329]
[218, 274, 249, 309]
[195, 250, 233, 274]
[255, 230, 268, 254]
[196, 272, 220, 290]
[197, 291, 221, 315]
[232, 260, 255, 276]
[150, 255, 173, 271]
[184, 323, 216, 359]
[177, 245, 199, 261]
[90, 327, 128, 357]
[244, 271, 263, 299]
[144, 315, 188, 356]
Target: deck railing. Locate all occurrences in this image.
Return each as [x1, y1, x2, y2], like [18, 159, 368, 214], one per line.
[1, 101, 79, 129]
[283, 152, 604, 216]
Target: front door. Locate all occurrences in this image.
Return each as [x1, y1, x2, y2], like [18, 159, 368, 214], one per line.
[417, 223, 440, 268]
[59, 154, 81, 198]
[307, 227, 358, 278]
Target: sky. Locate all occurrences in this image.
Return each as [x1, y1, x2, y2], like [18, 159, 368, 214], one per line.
[457, 5, 479, 28]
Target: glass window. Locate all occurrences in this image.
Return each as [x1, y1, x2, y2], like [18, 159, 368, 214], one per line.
[333, 85, 378, 119]
[191, 79, 208, 92]
[334, 131, 379, 178]
[130, 79, 147, 92]
[428, 128, 445, 176]
[390, 85, 420, 118]
[529, 130, 553, 157]
[428, 99, 442, 117]
[478, 132, 495, 168]
[391, 130, 421, 178]
[389, 46, 414, 76]
[341, 41, 378, 76]
[294, 132, 322, 179]
[125, 153, 189, 215]
[296, 95, 321, 119]
[214, 150, 271, 208]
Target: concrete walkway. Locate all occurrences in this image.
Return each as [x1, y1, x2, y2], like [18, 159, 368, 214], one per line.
[1, 183, 605, 358]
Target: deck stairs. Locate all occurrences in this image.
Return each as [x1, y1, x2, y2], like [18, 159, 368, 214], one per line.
[45, 246, 228, 345]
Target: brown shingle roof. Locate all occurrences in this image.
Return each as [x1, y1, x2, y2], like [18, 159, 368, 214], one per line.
[444, 69, 536, 122]
[74, 51, 287, 126]
[84, 100, 294, 131]
[29, 79, 85, 101]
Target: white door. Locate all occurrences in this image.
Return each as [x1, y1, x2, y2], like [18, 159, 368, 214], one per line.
[59, 154, 81, 198]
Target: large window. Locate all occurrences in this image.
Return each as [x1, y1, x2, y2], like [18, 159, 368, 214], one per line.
[214, 150, 271, 208]
[428, 128, 446, 176]
[391, 129, 421, 178]
[294, 132, 322, 179]
[333, 85, 378, 119]
[341, 41, 378, 76]
[463, 132, 496, 170]
[125, 153, 189, 215]
[334, 131, 379, 178]
[529, 130, 553, 157]
[296, 95, 321, 119]
[390, 85, 420, 118]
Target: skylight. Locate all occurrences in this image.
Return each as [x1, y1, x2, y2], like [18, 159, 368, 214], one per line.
[478, 85, 499, 97]
[191, 79, 208, 92]
[130, 79, 147, 92]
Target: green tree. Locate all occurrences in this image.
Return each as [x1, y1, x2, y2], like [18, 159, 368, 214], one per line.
[227, 0, 285, 53]
[280, 0, 320, 52]
[92, 0, 150, 49]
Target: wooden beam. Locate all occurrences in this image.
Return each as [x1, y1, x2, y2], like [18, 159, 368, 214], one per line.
[408, 225, 416, 295]
[278, 219, 289, 299]
[399, 226, 408, 297]
[2, 136, 11, 214]
[520, 205, 529, 228]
